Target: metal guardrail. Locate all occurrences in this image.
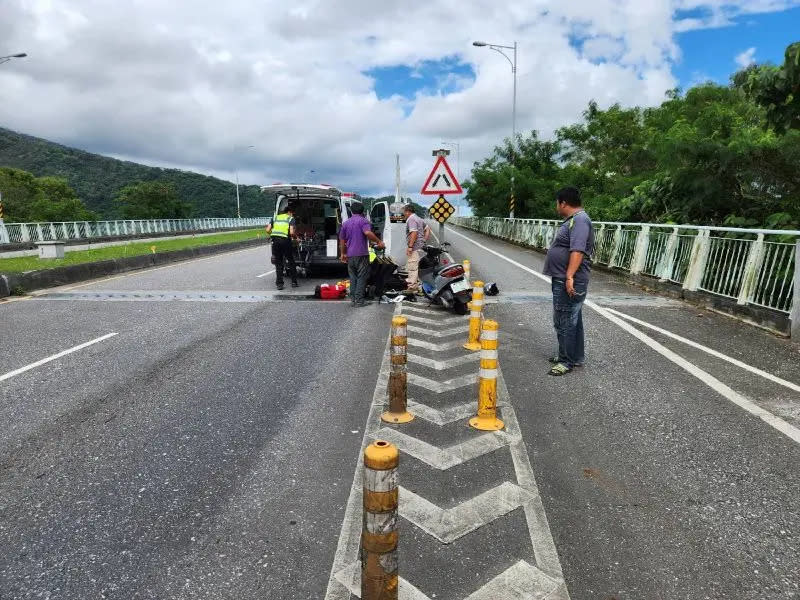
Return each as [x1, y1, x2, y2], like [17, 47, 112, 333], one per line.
[453, 217, 799, 316]
[0, 217, 270, 245]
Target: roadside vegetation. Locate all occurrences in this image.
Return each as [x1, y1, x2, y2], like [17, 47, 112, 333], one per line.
[0, 229, 263, 274]
[465, 41, 800, 229]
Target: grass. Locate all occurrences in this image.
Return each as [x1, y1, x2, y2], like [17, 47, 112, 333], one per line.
[0, 229, 265, 274]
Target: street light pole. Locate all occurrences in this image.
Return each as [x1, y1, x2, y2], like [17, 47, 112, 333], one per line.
[473, 40, 517, 219]
[0, 52, 27, 65]
[233, 144, 255, 219]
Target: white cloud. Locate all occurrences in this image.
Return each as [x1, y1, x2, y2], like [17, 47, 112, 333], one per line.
[735, 47, 757, 68]
[0, 0, 795, 207]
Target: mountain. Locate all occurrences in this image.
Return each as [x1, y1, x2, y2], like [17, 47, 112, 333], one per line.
[0, 127, 272, 219]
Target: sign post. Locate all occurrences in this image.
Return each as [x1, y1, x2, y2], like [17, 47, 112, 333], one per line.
[421, 149, 462, 244]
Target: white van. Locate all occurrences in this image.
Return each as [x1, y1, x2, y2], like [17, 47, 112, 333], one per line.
[260, 184, 391, 275]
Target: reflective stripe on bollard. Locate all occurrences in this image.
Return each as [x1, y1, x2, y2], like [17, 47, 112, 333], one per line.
[361, 440, 399, 599]
[469, 319, 504, 431]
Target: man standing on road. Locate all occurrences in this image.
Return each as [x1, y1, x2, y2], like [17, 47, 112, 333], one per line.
[339, 203, 385, 307]
[403, 204, 427, 292]
[266, 203, 298, 291]
[543, 187, 595, 376]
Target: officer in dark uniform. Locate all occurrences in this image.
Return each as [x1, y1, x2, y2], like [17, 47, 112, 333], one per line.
[266, 203, 298, 290]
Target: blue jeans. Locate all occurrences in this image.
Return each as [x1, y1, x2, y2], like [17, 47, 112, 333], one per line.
[347, 256, 370, 304]
[551, 278, 587, 368]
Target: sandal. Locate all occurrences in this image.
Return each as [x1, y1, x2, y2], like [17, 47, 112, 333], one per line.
[548, 363, 572, 376]
[549, 356, 583, 367]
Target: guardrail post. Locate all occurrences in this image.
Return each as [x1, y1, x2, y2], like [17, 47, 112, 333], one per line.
[630, 225, 651, 275]
[361, 440, 399, 599]
[657, 227, 680, 282]
[470, 319, 504, 431]
[684, 230, 711, 291]
[0, 219, 8, 244]
[381, 316, 413, 424]
[791, 240, 799, 340]
[608, 225, 623, 268]
[738, 234, 766, 306]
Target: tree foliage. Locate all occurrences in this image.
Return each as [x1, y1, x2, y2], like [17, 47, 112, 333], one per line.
[465, 41, 800, 229]
[0, 167, 96, 222]
[115, 181, 192, 219]
[0, 127, 269, 219]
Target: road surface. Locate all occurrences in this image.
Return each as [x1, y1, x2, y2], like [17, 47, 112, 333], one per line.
[1, 223, 798, 599]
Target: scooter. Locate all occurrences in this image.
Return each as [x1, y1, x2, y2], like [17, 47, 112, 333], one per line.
[418, 243, 472, 314]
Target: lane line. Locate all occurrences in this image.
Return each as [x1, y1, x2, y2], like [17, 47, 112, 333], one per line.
[255, 269, 275, 278]
[447, 226, 800, 446]
[0, 333, 118, 382]
[603, 306, 800, 395]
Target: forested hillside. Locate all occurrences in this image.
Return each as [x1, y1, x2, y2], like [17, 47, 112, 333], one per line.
[0, 128, 271, 219]
[465, 41, 800, 229]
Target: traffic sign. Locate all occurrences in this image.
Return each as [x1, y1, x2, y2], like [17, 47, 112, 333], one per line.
[421, 155, 462, 195]
[428, 195, 456, 224]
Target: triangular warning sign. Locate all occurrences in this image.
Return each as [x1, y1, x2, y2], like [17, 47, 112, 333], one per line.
[420, 156, 462, 195]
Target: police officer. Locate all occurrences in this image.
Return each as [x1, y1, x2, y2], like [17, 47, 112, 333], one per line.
[266, 202, 298, 290]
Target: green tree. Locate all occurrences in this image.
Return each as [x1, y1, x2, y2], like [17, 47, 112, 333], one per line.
[115, 181, 192, 219]
[0, 167, 41, 222]
[30, 176, 97, 222]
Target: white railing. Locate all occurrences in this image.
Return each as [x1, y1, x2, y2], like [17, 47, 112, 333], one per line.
[453, 217, 799, 316]
[0, 217, 270, 245]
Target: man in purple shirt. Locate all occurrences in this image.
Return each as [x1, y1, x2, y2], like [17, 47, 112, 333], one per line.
[339, 203, 385, 307]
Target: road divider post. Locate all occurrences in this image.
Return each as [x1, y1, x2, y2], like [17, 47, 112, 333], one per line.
[463, 280, 484, 351]
[361, 440, 399, 599]
[382, 316, 414, 423]
[470, 319, 504, 431]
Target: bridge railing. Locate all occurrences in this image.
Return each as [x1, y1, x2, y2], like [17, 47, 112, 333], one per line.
[453, 217, 799, 316]
[0, 217, 270, 245]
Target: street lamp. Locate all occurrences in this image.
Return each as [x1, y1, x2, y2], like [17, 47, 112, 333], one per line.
[233, 144, 255, 219]
[441, 141, 461, 215]
[0, 53, 27, 65]
[473, 40, 517, 218]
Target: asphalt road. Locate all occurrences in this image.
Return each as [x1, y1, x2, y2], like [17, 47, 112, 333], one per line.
[1, 222, 799, 599]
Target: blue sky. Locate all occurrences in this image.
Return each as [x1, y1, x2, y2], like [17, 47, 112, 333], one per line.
[673, 6, 800, 88]
[366, 57, 476, 104]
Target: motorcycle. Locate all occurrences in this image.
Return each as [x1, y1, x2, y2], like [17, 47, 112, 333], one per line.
[417, 242, 472, 314]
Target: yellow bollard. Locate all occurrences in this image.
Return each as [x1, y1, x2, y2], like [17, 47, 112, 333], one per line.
[469, 319, 504, 431]
[463, 280, 484, 352]
[361, 440, 399, 600]
[463, 259, 471, 285]
[150, 245, 156, 254]
[382, 316, 414, 423]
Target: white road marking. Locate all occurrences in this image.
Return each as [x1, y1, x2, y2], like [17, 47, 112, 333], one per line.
[407, 338, 465, 351]
[408, 372, 477, 393]
[407, 351, 479, 370]
[465, 560, 565, 600]
[407, 399, 486, 425]
[399, 482, 535, 544]
[373, 427, 518, 470]
[405, 313, 466, 326]
[255, 269, 275, 278]
[407, 323, 470, 337]
[603, 306, 800, 395]
[0, 333, 118, 382]
[333, 562, 430, 600]
[448, 226, 800, 446]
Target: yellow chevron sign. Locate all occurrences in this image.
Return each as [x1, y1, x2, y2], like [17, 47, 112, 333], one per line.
[428, 195, 455, 224]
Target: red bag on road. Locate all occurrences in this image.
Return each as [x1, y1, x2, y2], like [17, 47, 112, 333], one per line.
[316, 283, 347, 299]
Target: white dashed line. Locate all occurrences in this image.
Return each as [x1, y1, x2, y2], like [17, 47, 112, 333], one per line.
[1, 333, 118, 382]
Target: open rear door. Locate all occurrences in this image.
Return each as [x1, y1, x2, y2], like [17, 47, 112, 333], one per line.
[370, 201, 391, 255]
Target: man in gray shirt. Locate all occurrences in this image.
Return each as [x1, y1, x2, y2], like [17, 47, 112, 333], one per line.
[542, 187, 594, 375]
[403, 204, 429, 292]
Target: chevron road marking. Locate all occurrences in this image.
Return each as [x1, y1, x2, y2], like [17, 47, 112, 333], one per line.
[399, 482, 535, 544]
[373, 427, 518, 470]
[404, 313, 467, 327]
[407, 323, 470, 337]
[407, 352, 479, 370]
[406, 399, 483, 426]
[408, 372, 477, 393]
[333, 562, 430, 600]
[407, 338, 465, 351]
[464, 560, 566, 600]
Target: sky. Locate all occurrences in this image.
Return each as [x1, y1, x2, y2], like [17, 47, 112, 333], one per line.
[0, 0, 799, 213]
